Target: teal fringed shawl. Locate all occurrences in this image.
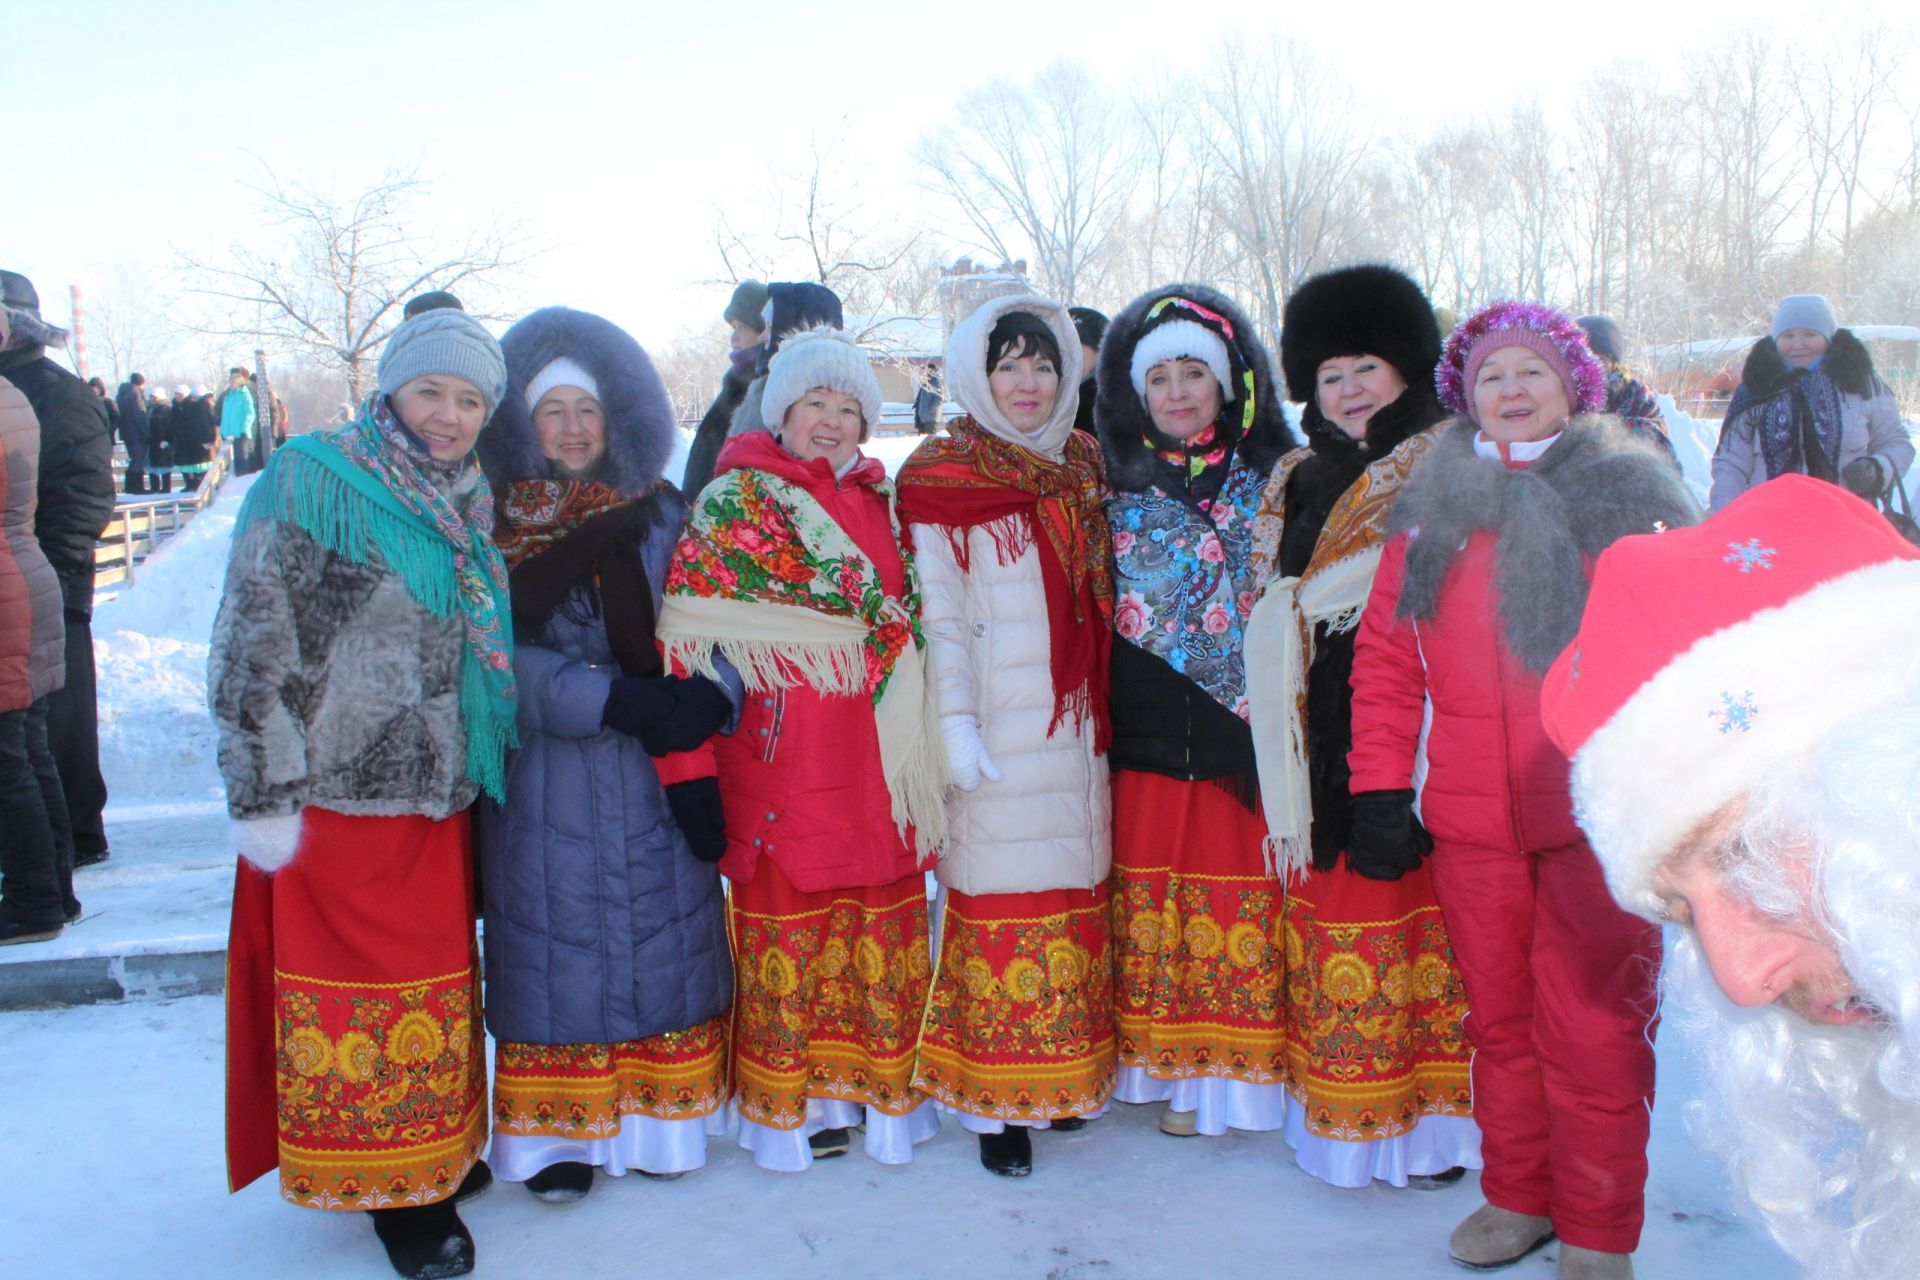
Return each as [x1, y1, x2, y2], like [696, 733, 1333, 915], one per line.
[235, 432, 518, 802]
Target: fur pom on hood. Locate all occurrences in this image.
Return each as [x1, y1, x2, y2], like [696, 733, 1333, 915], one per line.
[1096, 283, 1298, 492]
[945, 293, 1084, 457]
[1388, 416, 1701, 672]
[478, 306, 679, 498]
[1737, 327, 1880, 402]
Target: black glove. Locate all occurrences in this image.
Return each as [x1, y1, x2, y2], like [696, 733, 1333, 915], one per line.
[1344, 788, 1433, 881]
[666, 776, 727, 863]
[603, 675, 732, 755]
[1841, 456, 1885, 500]
[656, 675, 732, 753]
[603, 676, 675, 740]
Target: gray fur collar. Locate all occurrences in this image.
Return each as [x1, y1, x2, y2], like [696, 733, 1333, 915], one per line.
[1389, 416, 1700, 672]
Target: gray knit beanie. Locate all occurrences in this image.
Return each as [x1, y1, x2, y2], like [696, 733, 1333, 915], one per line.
[759, 327, 883, 435]
[377, 309, 509, 416]
[1771, 294, 1838, 341]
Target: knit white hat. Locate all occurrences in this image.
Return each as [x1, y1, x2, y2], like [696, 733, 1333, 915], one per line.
[1128, 318, 1235, 402]
[524, 357, 599, 410]
[759, 326, 882, 433]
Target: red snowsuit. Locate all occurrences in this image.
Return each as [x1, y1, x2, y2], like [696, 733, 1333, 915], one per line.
[1349, 528, 1660, 1256]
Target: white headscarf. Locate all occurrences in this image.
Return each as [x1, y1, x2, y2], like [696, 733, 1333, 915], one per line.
[943, 294, 1082, 460]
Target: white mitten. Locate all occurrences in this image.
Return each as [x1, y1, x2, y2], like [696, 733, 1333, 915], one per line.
[233, 812, 305, 873]
[941, 714, 1003, 792]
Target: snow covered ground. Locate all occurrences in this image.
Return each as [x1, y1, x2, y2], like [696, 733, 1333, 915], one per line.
[0, 992, 1792, 1279]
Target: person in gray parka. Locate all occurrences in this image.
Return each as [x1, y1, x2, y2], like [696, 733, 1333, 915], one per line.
[476, 306, 739, 1202]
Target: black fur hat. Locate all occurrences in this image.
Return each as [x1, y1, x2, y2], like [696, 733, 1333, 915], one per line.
[1279, 265, 1441, 403]
[478, 305, 680, 499]
[1096, 283, 1297, 492]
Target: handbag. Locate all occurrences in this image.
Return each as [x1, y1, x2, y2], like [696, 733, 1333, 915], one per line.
[1879, 475, 1920, 547]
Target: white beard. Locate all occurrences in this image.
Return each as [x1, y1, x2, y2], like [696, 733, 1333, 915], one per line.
[1667, 695, 1920, 1279]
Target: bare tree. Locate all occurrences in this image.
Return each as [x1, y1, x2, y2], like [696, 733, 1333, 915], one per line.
[177, 161, 531, 403]
[86, 259, 176, 385]
[917, 61, 1135, 305]
[1791, 24, 1900, 293]
[1195, 35, 1371, 342]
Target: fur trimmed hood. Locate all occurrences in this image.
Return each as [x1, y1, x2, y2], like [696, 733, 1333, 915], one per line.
[1096, 283, 1297, 492]
[1737, 327, 1879, 402]
[1389, 416, 1701, 672]
[478, 306, 679, 498]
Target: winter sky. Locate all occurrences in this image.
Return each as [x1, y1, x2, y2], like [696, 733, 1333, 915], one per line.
[9, 0, 1911, 356]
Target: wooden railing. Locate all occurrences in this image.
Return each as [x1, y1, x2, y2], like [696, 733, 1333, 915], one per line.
[94, 442, 234, 594]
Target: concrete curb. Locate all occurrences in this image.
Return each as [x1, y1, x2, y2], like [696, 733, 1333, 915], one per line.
[0, 947, 226, 1012]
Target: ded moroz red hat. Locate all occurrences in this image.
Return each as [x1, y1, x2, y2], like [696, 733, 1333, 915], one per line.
[1540, 475, 1920, 920]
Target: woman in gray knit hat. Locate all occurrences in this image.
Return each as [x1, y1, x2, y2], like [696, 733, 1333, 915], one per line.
[1710, 294, 1913, 512]
[210, 308, 512, 1280]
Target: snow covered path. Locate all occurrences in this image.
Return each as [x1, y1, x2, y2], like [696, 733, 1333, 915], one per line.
[0, 994, 1790, 1279]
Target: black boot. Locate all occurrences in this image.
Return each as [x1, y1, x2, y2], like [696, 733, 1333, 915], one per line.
[1049, 1116, 1088, 1132]
[366, 1202, 474, 1279]
[451, 1160, 492, 1204]
[523, 1160, 594, 1203]
[808, 1127, 851, 1159]
[1407, 1165, 1468, 1191]
[0, 915, 63, 946]
[979, 1126, 1032, 1177]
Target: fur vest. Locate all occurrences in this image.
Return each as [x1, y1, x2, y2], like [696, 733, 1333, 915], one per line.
[1390, 418, 1701, 673]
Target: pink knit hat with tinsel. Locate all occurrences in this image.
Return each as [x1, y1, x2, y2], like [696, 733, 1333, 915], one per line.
[1436, 300, 1607, 420]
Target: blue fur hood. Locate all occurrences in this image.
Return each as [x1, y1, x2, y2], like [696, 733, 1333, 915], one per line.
[478, 306, 680, 498]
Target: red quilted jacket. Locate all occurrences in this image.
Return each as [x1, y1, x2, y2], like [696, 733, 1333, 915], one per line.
[708, 431, 923, 893]
[1347, 531, 1583, 854]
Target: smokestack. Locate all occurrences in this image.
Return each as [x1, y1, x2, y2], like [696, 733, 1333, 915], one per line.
[68, 284, 90, 379]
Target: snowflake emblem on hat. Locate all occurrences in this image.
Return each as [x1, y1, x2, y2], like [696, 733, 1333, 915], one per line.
[1723, 538, 1776, 573]
[1709, 690, 1758, 734]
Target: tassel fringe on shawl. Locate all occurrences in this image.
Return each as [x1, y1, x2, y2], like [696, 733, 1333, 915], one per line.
[656, 469, 949, 856]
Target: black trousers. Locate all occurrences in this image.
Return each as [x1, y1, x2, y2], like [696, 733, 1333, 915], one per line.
[0, 697, 76, 926]
[46, 570, 108, 859]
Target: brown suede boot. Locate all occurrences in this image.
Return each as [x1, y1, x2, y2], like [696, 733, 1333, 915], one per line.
[1448, 1203, 1555, 1270]
[1558, 1245, 1634, 1279]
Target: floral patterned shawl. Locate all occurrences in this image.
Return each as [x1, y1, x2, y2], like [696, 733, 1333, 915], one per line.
[658, 459, 946, 855]
[1108, 455, 1269, 721]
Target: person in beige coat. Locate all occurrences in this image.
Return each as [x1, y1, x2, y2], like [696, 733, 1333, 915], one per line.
[896, 294, 1116, 1177]
[1710, 294, 1913, 513]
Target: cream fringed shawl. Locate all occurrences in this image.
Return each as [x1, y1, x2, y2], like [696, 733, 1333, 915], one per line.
[657, 464, 948, 856]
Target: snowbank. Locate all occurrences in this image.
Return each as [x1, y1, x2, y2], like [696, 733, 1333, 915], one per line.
[1660, 397, 1716, 507]
[92, 477, 253, 808]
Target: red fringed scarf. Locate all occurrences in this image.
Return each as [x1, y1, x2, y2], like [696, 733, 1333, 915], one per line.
[895, 417, 1114, 751]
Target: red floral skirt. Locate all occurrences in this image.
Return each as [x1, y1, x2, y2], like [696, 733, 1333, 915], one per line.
[1110, 770, 1287, 1085]
[226, 808, 487, 1210]
[492, 1017, 729, 1140]
[1282, 859, 1474, 1139]
[913, 885, 1115, 1122]
[726, 860, 930, 1129]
